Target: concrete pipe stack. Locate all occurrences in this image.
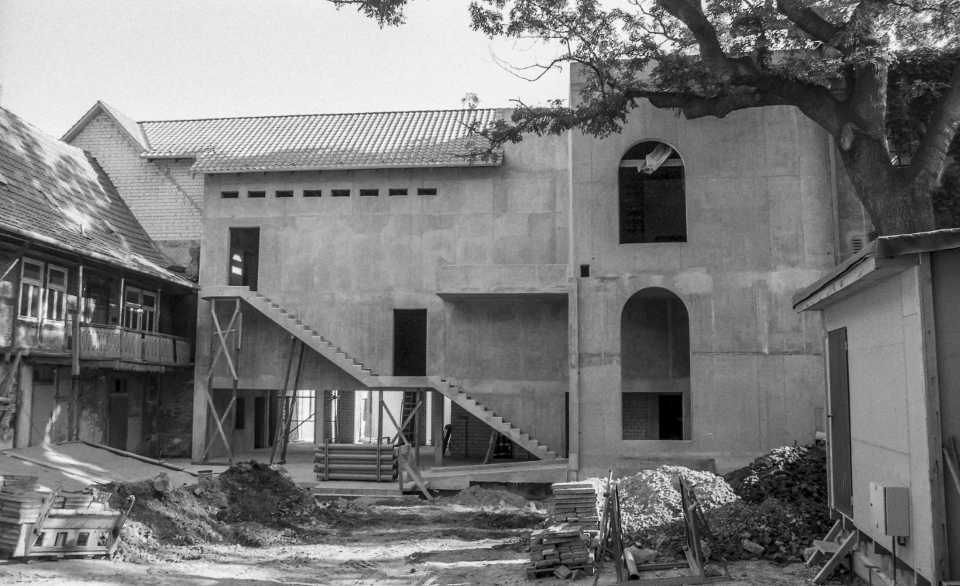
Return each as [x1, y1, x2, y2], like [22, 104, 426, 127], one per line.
[314, 443, 398, 482]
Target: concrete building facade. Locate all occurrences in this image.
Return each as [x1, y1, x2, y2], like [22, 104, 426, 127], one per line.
[63, 68, 867, 477]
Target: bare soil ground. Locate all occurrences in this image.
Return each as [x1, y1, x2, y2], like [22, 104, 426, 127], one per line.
[0, 497, 855, 586]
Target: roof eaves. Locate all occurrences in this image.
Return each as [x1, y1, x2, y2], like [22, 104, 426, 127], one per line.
[0, 222, 197, 290]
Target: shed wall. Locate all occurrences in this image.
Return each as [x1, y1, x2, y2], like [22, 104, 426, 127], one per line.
[822, 266, 938, 580]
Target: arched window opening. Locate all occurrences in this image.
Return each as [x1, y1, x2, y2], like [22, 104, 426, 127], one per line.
[619, 141, 686, 243]
[621, 288, 690, 440]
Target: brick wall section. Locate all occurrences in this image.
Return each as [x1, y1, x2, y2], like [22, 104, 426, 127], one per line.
[68, 113, 204, 243]
[622, 393, 656, 440]
[157, 369, 194, 457]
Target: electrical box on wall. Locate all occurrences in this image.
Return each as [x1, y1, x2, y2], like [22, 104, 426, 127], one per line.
[869, 482, 910, 537]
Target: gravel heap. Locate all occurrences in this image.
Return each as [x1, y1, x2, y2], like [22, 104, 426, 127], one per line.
[616, 466, 737, 533]
[623, 445, 831, 564]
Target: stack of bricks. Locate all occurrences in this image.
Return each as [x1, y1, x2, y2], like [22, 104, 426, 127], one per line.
[526, 523, 596, 579]
[550, 481, 601, 530]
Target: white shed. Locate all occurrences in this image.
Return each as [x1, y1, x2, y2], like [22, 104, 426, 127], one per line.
[795, 229, 960, 586]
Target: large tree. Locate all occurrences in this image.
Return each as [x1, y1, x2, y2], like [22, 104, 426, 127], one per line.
[334, 0, 960, 236]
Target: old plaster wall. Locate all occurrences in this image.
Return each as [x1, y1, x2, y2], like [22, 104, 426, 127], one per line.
[822, 266, 939, 582]
[570, 66, 834, 474]
[194, 134, 571, 460]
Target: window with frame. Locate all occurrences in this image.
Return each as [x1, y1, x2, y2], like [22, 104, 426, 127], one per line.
[619, 141, 686, 243]
[45, 266, 68, 321]
[123, 286, 157, 332]
[19, 259, 44, 319]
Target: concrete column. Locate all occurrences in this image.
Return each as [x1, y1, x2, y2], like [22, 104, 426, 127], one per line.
[191, 299, 213, 462]
[13, 362, 31, 448]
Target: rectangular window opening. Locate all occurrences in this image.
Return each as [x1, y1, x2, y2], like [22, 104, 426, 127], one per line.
[235, 397, 246, 429]
[331, 189, 350, 197]
[221, 191, 239, 199]
[54, 532, 68, 547]
[20, 258, 44, 319]
[76, 532, 89, 547]
[359, 189, 379, 197]
[388, 188, 408, 196]
[417, 188, 438, 196]
[247, 191, 265, 198]
[580, 265, 590, 278]
[303, 189, 322, 198]
[275, 190, 293, 198]
[228, 227, 261, 291]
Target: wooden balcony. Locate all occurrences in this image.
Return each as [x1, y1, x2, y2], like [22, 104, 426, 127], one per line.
[78, 324, 191, 366]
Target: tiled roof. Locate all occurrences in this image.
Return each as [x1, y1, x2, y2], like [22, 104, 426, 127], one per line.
[139, 109, 505, 173]
[0, 107, 195, 288]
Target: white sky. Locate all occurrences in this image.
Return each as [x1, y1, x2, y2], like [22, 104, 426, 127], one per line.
[0, 0, 568, 137]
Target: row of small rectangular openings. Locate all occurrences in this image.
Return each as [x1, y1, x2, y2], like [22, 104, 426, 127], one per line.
[221, 188, 438, 199]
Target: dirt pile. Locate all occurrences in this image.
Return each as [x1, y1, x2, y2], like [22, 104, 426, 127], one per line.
[623, 445, 831, 564]
[616, 466, 737, 533]
[108, 460, 323, 562]
[447, 486, 531, 509]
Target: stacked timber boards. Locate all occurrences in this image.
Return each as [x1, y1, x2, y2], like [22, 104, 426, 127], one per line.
[526, 481, 601, 579]
[314, 443, 398, 482]
[0, 476, 121, 560]
[550, 481, 601, 529]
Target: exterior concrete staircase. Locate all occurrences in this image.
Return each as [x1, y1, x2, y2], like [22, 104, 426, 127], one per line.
[202, 286, 557, 460]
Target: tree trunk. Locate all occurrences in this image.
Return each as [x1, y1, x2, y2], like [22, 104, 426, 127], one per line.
[837, 131, 936, 236]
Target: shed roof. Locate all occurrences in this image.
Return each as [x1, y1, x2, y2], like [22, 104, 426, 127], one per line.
[0, 107, 195, 288]
[793, 228, 960, 311]
[138, 108, 505, 173]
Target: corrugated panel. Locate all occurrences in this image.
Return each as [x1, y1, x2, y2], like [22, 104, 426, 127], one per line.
[138, 109, 505, 172]
[828, 327, 853, 517]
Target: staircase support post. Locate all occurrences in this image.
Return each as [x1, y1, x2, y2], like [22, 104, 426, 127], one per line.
[432, 390, 444, 467]
[280, 340, 306, 462]
[270, 336, 298, 464]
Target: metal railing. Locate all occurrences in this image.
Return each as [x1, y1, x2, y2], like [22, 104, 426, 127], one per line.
[77, 324, 191, 365]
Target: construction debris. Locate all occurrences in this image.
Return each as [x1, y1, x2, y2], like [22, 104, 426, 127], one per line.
[0, 478, 134, 560]
[622, 446, 831, 564]
[615, 466, 738, 533]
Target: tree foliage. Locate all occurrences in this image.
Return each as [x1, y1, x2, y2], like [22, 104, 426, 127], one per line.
[336, 0, 960, 236]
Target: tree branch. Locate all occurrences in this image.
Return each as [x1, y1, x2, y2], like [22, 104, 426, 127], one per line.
[657, 0, 754, 82]
[909, 60, 960, 195]
[776, 0, 841, 46]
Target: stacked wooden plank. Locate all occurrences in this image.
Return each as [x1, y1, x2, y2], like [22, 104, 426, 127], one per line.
[0, 480, 123, 560]
[550, 481, 601, 529]
[314, 443, 398, 482]
[526, 523, 596, 579]
[0, 477, 45, 554]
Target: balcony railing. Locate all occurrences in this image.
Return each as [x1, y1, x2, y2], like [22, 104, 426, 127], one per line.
[77, 324, 191, 366]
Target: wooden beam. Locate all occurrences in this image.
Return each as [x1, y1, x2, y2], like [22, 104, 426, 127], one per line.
[484, 430, 498, 465]
[0, 241, 30, 283]
[270, 336, 298, 464]
[280, 341, 306, 462]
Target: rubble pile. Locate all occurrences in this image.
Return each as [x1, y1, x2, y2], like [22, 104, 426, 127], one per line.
[616, 466, 737, 532]
[723, 445, 828, 506]
[622, 446, 831, 564]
